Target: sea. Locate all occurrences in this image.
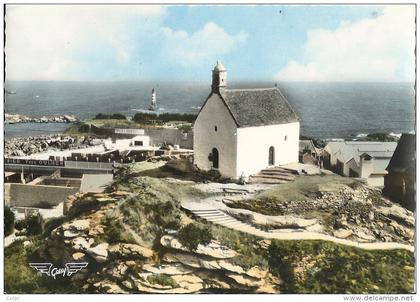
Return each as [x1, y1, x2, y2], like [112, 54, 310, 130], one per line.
[4, 81, 415, 139]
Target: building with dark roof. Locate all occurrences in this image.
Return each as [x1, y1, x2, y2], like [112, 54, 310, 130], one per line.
[323, 141, 397, 187]
[193, 62, 300, 179]
[383, 133, 416, 210]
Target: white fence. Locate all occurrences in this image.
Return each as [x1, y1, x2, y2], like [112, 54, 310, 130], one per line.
[64, 161, 114, 170]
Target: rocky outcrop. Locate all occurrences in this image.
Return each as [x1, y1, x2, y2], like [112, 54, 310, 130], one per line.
[223, 182, 415, 245]
[108, 243, 154, 259]
[40, 181, 280, 294]
[64, 191, 129, 216]
[160, 235, 238, 259]
[5, 135, 101, 157]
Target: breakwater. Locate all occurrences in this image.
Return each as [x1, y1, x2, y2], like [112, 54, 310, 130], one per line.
[5, 113, 78, 124]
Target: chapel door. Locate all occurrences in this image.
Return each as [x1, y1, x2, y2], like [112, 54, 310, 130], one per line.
[269, 146, 275, 166]
[212, 148, 219, 169]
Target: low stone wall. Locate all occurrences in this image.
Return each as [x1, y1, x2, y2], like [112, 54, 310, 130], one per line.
[6, 183, 79, 208]
[145, 128, 193, 149]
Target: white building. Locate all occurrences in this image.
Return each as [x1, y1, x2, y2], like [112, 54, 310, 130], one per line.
[130, 135, 150, 147]
[323, 141, 398, 187]
[194, 61, 300, 179]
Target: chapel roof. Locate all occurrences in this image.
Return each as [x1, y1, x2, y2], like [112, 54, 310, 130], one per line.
[218, 87, 299, 128]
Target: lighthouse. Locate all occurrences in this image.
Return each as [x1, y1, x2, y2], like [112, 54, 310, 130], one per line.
[149, 88, 157, 111]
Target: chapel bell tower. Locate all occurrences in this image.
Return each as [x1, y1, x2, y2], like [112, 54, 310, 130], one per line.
[212, 61, 227, 93]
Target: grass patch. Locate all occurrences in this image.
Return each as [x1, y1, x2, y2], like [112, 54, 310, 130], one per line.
[5, 240, 83, 293]
[268, 240, 415, 294]
[208, 223, 269, 270]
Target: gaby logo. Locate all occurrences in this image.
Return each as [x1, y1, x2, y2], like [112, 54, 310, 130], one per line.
[29, 262, 88, 279]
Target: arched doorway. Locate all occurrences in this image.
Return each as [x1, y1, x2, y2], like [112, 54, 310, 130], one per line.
[268, 146, 275, 166]
[212, 148, 219, 169]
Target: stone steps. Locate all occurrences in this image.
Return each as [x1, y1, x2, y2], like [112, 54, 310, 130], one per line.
[247, 177, 288, 184]
[248, 165, 297, 184]
[187, 208, 261, 234]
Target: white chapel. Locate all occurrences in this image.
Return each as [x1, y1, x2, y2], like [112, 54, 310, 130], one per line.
[193, 61, 300, 179]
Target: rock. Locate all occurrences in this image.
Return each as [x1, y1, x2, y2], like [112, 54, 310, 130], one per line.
[142, 263, 195, 275]
[88, 225, 105, 236]
[63, 230, 80, 238]
[171, 274, 203, 284]
[257, 239, 271, 249]
[305, 223, 324, 232]
[109, 243, 154, 259]
[226, 273, 264, 287]
[204, 279, 231, 290]
[72, 237, 91, 250]
[160, 235, 238, 259]
[93, 280, 126, 293]
[63, 115, 78, 122]
[163, 252, 246, 274]
[218, 260, 244, 274]
[256, 284, 279, 294]
[136, 273, 204, 293]
[163, 253, 202, 268]
[106, 263, 128, 280]
[245, 266, 268, 279]
[72, 252, 86, 260]
[86, 243, 109, 263]
[135, 282, 195, 294]
[122, 279, 135, 290]
[199, 260, 221, 270]
[378, 205, 414, 227]
[225, 208, 318, 229]
[70, 219, 90, 231]
[389, 221, 414, 240]
[333, 228, 353, 239]
[354, 229, 376, 242]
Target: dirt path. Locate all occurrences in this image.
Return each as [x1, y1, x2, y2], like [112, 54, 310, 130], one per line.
[181, 199, 414, 252]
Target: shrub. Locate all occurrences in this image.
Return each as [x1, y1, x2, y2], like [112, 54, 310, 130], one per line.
[147, 274, 177, 288]
[133, 112, 197, 124]
[366, 133, 396, 142]
[97, 218, 136, 245]
[43, 216, 68, 236]
[94, 113, 126, 120]
[177, 223, 213, 251]
[111, 113, 127, 120]
[4, 206, 15, 236]
[177, 124, 192, 133]
[25, 214, 43, 236]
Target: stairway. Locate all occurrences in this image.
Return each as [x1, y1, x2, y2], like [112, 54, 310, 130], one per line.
[248, 166, 298, 184]
[186, 208, 263, 234]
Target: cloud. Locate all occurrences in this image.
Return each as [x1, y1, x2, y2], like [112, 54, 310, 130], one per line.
[5, 5, 166, 80]
[160, 22, 248, 66]
[275, 6, 415, 82]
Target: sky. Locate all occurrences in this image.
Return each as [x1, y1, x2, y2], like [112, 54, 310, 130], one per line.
[5, 4, 416, 82]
